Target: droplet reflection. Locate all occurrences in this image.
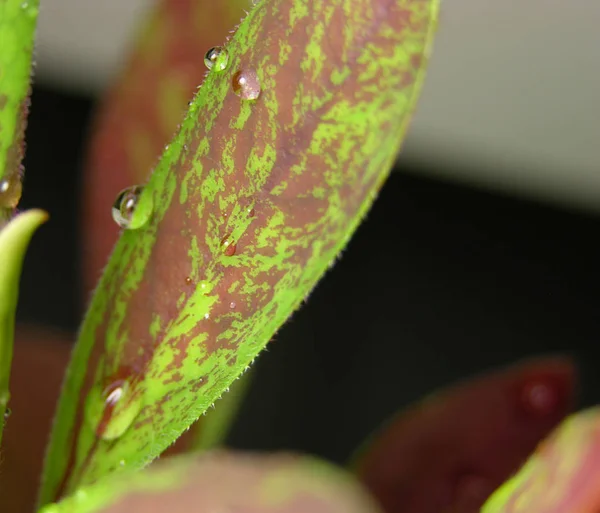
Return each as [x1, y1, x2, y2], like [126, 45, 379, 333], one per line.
[232, 69, 261, 100]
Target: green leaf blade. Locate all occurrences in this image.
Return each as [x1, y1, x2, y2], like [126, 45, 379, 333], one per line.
[0, 0, 39, 213]
[0, 209, 48, 446]
[40, 0, 440, 503]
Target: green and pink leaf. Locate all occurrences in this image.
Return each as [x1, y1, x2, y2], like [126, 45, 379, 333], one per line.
[40, 0, 440, 504]
[482, 408, 600, 513]
[81, 0, 253, 457]
[0, 0, 39, 221]
[41, 452, 381, 513]
[81, 0, 249, 293]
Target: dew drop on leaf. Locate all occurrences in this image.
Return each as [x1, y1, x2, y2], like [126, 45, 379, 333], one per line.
[74, 489, 88, 501]
[85, 378, 143, 441]
[0, 173, 23, 209]
[520, 380, 558, 416]
[111, 185, 152, 229]
[20, 1, 38, 17]
[220, 234, 237, 256]
[224, 242, 237, 256]
[232, 69, 261, 100]
[204, 46, 229, 71]
[221, 239, 237, 256]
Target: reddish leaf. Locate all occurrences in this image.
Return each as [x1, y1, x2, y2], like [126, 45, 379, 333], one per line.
[354, 358, 577, 513]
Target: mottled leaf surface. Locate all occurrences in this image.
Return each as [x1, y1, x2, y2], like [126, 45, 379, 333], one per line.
[81, 0, 253, 455]
[482, 408, 600, 513]
[82, 0, 250, 294]
[0, 0, 38, 220]
[40, 0, 440, 504]
[0, 210, 47, 446]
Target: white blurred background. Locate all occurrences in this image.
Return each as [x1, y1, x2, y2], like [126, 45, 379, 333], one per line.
[34, 0, 600, 213]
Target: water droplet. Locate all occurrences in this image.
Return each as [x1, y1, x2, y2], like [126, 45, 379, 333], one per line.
[204, 47, 229, 71]
[221, 234, 237, 256]
[20, 1, 37, 18]
[112, 185, 153, 230]
[0, 174, 22, 209]
[185, 277, 193, 285]
[86, 378, 143, 440]
[229, 301, 236, 309]
[232, 69, 261, 100]
[521, 380, 558, 416]
[247, 207, 255, 217]
[75, 489, 87, 501]
[105, 384, 124, 405]
[225, 243, 237, 256]
[204, 313, 210, 320]
[3, 407, 11, 420]
[119, 459, 126, 467]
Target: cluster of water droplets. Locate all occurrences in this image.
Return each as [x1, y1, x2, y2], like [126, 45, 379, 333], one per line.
[109, 45, 261, 229]
[100, 49, 259, 419]
[202, 45, 261, 100]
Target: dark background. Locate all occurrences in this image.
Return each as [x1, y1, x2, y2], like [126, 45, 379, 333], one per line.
[16, 84, 600, 465]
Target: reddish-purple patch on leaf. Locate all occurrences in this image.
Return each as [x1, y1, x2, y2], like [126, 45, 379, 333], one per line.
[355, 357, 577, 513]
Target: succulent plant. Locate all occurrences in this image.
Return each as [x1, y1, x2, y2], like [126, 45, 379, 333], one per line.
[1, 1, 598, 513]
